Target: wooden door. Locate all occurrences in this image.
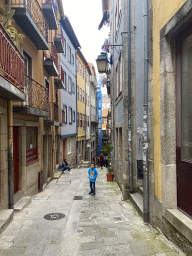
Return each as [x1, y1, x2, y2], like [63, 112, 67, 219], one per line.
[13, 127, 19, 194]
[176, 28, 192, 217]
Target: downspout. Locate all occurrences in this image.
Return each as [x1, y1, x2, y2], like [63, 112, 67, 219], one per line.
[128, 0, 133, 193]
[143, 0, 149, 223]
[7, 101, 14, 209]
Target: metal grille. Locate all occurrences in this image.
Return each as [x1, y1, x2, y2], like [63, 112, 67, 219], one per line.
[44, 213, 65, 220]
[73, 196, 83, 200]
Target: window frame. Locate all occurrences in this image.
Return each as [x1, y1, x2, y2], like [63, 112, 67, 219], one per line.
[26, 127, 38, 165]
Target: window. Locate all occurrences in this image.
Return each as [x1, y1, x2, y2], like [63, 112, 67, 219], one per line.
[77, 86, 79, 100]
[80, 88, 82, 101]
[77, 112, 79, 127]
[69, 107, 72, 124]
[61, 68, 66, 90]
[72, 81, 75, 93]
[80, 113, 82, 127]
[63, 105, 67, 123]
[63, 38, 66, 56]
[68, 76, 72, 93]
[26, 127, 38, 164]
[67, 139, 71, 154]
[82, 90, 85, 103]
[72, 54, 74, 65]
[73, 111, 75, 122]
[68, 46, 71, 63]
[88, 116, 89, 127]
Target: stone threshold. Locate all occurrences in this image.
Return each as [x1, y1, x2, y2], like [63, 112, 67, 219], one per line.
[14, 196, 32, 212]
[53, 170, 62, 179]
[129, 192, 144, 218]
[0, 209, 14, 235]
[164, 208, 192, 244]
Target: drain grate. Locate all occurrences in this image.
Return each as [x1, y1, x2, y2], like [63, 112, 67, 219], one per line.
[44, 213, 65, 220]
[113, 217, 122, 221]
[74, 196, 83, 200]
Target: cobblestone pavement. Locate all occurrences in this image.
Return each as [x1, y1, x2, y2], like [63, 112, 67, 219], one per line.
[0, 168, 185, 256]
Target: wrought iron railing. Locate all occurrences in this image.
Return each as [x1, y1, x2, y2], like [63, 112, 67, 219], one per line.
[0, 23, 24, 91]
[11, 0, 49, 42]
[50, 42, 58, 68]
[23, 75, 49, 112]
[54, 103, 59, 121]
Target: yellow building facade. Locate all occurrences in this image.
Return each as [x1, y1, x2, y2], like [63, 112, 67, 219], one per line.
[151, 0, 192, 252]
[77, 50, 87, 163]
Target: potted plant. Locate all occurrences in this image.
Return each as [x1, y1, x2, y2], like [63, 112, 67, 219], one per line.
[101, 143, 114, 182]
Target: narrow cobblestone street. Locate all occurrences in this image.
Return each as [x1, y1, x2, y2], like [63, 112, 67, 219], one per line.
[0, 168, 185, 256]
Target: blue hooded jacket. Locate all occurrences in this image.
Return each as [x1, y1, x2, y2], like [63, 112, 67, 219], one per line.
[88, 167, 98, 182]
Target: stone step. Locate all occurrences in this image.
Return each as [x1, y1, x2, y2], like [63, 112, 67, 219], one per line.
[53, 170, 62, 179]
[0, 209, 14, 234]
[139, 186, 143, 196]
[129, 193, 143, 218]
[14, 196, 32, 212]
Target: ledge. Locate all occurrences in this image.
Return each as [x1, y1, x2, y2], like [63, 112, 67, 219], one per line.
[0, 209, 14, 235]
[164, 208, 192, 244]
[14, 196, 32, 212]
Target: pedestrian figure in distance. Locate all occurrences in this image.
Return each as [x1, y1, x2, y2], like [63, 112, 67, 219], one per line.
[99, 153, 104, 169]
[59, 159, 72, 174]
[88, 163, 98, 196]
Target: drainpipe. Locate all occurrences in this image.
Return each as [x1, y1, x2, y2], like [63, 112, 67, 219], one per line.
[7, 101, 14, 209]
[128, 0, 133, 193]
[143, 0, 149, 223]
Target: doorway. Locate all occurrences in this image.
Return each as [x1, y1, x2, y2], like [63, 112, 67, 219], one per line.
[13, 127, 19, 194]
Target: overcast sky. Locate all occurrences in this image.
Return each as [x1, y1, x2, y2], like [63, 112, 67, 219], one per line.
[62, 0, 110, 70]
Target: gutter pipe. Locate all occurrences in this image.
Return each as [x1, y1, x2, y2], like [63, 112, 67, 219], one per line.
[143, 0, 149, 223]
[128, 0, 133, 193]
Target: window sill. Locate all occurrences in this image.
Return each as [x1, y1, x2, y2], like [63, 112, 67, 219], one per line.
[26, 158, 39, 166]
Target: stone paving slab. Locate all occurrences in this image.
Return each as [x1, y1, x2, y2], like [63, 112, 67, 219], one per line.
[0, 168, 186, 256]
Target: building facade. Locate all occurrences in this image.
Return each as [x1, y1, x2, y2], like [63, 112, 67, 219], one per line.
[59, 16, 80, 168]
[0, 0, 64, 211]
[77, 49, 91, 165]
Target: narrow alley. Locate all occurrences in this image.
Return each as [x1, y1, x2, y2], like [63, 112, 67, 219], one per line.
[0, 168, 185, 256]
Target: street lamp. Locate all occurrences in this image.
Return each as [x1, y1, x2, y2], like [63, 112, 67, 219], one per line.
[96, 52, 108, 73]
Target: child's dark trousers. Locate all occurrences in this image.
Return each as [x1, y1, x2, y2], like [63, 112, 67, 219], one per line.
[90, 182, 96, 195]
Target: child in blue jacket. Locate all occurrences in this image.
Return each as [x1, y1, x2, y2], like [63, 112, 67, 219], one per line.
[88, 163, 98, 195]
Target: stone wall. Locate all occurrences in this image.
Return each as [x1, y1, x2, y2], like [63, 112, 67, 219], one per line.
[0, 99, 9, 210]
[66, 136, 77, 168]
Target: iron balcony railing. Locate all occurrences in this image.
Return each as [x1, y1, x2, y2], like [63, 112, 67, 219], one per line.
[0, 22, 24, 91]
[23, 75, 49, 112]
[11, 0, 49, 42]
[50, 42, 58, 68]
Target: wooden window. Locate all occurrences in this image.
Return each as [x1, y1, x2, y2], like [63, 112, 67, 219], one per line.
[67, 139, 71, 154]
[72, 54, 74, 65]
[73, 111, 75, 122]
[61, 68, 66, 90]
[80, 88, 82, 101]
[26, 127, 38, 164]
[68, 46, 71, 63]
[82, 90, 85, 103]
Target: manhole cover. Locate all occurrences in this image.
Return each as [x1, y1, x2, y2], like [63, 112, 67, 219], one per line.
[74, 196, 83, 200]
[90, 216, 97, 219]
[113, 217, 122, 221]
[77, 230, 83, 233]
[44, 213, 65, 220]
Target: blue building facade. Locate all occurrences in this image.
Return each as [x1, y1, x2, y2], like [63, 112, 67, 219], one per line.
[96, 80, 102, 156]
[60, 16, 80, 167]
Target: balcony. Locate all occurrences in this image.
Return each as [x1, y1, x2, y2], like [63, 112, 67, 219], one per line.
[13, 75, 50, 117]
[90, 113, 98, 123]
[54, 65, 65, 89]
[90, 75, 97, 86]
[42, 0, 58, 30]
[11, 0, 49, 50]
[54, 24, 65, 53]
[44, 102, 60, 126]
[43, 42, 59, 76]
[0, 23, 25, 101]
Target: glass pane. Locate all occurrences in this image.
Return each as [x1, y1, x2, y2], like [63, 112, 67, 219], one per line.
[26, 128, 37, 150]
[182, 34, 192, 161]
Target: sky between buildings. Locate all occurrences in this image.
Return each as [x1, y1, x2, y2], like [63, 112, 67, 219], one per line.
[62, 0, 110, 71]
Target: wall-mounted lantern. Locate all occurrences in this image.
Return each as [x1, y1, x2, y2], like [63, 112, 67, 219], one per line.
[96, 52, 108, 73]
